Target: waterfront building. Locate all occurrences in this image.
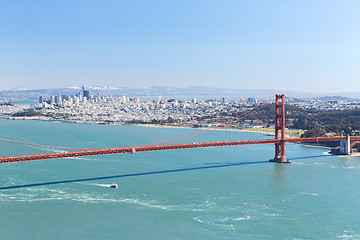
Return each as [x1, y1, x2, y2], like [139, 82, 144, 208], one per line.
[122, 96, 127, 103]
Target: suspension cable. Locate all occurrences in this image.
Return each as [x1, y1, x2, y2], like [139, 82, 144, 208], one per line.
[294, 106, 340, 135]
[139, 97, 274, 146]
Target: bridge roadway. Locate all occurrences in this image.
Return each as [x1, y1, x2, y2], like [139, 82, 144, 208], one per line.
[1, 136, 359, 164]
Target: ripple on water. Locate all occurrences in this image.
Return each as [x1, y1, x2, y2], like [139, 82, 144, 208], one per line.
[336, 229, 360, 240]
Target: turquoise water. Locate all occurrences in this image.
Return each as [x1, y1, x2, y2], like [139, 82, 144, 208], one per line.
[0, 118, 360, 239]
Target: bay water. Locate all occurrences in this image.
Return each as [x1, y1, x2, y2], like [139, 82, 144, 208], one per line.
[0, 118, 360, 239]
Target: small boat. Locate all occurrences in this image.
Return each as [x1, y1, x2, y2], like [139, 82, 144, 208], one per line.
[110, 183, 118, 188]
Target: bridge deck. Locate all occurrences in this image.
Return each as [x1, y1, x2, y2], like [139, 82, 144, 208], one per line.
[1, 136, 357, 164]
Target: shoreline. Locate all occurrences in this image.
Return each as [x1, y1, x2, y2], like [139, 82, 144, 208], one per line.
[131, 123, 276, 135]
[129, 123, 304, 139]
[1, 115, 300, 138]
[1, 115, 280, 135]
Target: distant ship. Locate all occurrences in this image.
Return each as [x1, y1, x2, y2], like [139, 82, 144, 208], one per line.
[110, 183, 118, 188]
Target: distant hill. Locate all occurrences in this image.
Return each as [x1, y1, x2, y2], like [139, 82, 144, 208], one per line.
[316, 96, 359, 101]
[0, 86, 359, 102]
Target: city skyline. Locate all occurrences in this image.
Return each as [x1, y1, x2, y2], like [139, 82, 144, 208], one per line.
[1, 0, 359, 92]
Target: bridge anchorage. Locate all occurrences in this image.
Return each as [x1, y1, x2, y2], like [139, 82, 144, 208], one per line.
[269, 94, 291, 163]
[331, 135, 360, 155]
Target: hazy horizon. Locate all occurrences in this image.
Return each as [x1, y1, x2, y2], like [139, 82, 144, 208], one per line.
[2, 85, 360, 94]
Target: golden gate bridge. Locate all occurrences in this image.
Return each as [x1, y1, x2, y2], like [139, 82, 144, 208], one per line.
[0, 94, 359, 164]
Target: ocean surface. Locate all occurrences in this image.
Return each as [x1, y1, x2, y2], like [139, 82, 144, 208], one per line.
[0, 118, 360, 240]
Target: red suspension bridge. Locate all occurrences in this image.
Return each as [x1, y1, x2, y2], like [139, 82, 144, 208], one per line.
[0, 94, 359, 164]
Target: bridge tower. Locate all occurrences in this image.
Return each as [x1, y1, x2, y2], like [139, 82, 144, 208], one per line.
[270, 94, 291, 163]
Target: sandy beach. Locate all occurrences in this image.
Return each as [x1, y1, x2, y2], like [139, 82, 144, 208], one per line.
[131, 123, 285, 136]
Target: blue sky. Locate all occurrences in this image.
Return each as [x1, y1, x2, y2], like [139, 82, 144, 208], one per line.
[0, 0, 359, 92]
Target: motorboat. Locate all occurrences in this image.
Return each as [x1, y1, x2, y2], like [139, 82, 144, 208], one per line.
[110, 183, 118, 188]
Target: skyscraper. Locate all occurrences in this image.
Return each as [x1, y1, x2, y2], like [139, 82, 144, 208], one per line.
[82, 84, 89, 99]
[82, 84, 86, 96]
